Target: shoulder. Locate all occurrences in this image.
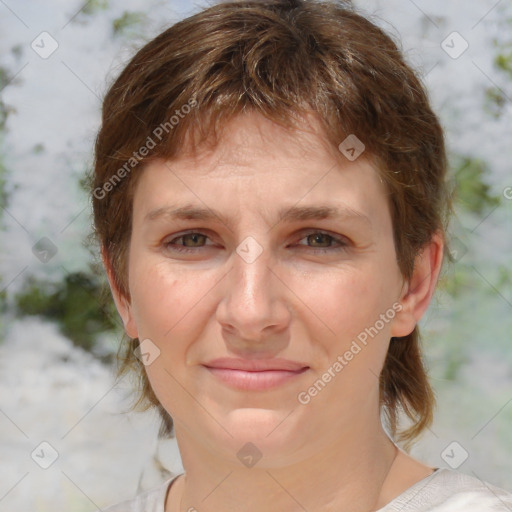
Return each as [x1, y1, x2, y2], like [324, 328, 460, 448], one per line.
[96, 474, 181, 512]
[384, 468, 512, 511]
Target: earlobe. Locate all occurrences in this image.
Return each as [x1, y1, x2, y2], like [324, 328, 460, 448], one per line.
[101, 246, 139, 339]
[391, 232, 444, 338]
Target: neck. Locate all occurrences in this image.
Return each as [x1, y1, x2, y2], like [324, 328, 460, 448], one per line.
[170, 413, 400, 512]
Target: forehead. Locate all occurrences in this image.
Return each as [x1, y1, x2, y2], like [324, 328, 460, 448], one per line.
[171, 111, 347, 175]
[132, 111, 390, 227]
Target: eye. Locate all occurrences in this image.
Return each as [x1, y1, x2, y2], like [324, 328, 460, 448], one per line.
[162, 229, 349, 255]
[163, 231, 213, 253]
[295, 230, 349, 252]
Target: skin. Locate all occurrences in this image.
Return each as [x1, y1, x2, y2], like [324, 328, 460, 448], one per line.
[104, 111, 444, 512]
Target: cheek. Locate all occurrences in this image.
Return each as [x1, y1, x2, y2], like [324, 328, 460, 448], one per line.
[290, 267, 397, 419]
[296, 260, 400, 398]
[299, 265, 393, 344]
[127, 260, 218, 410]
[129, 259, 216, 340]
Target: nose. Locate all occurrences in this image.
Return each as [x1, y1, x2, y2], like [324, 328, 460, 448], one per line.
[216, 242, 292, 352]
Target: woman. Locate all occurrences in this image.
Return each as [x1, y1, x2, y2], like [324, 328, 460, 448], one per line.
[90, 0, 512, 510]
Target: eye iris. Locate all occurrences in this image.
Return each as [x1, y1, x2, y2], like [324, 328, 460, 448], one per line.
[183, 233, 206, 247]
[308, 233, 331, 247]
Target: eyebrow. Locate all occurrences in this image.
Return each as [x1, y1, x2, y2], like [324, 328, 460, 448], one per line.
[145, 203, 372, 229]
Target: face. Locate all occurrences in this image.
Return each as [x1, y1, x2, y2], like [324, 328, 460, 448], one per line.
[111, 111, 422, 468]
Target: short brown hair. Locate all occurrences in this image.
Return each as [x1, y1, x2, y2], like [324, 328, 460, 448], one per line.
[91, 0, 451, 447]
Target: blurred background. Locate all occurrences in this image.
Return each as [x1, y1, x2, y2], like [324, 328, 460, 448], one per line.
[0, 0, 511, 510]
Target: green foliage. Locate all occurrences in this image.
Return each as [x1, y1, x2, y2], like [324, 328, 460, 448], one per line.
[11, 44, 23, 60]
[495, 50, 512, 80]
[79, 169, 92, 194]
[443, 352, 468, 381]
[488, 27, 512, 117]
[0, 67, 8, 308]
[113, 11, 147, 37]
[0, 66, 9, 220]
[439, 265, 471, 298]
[15, 271, 121, 353]
[0, 67, 9, 132]
[452, 157, 500, 215]
[0, 151, 6, 211]
[82, 0, 109, 16]
[484, 87, 507, 119]
[0, 287, 6, 321]
[496, 265, 512, 290]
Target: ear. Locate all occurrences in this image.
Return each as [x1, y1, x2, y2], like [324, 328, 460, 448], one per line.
[101, 246, 139, 339]
[391, 231, 444, 338]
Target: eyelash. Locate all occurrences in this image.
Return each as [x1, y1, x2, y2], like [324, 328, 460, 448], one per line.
[162, 230, 349, 254]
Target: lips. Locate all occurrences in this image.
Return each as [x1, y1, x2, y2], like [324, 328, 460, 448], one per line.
[204, 357, 309, 372]
[202, 358, 310, 391]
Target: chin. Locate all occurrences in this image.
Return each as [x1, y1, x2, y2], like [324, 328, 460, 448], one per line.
[204, 408, 307, 465]
[226, 406, 286, 430]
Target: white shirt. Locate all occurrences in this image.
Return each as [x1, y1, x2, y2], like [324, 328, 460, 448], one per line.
[100, 467, 512, 511]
